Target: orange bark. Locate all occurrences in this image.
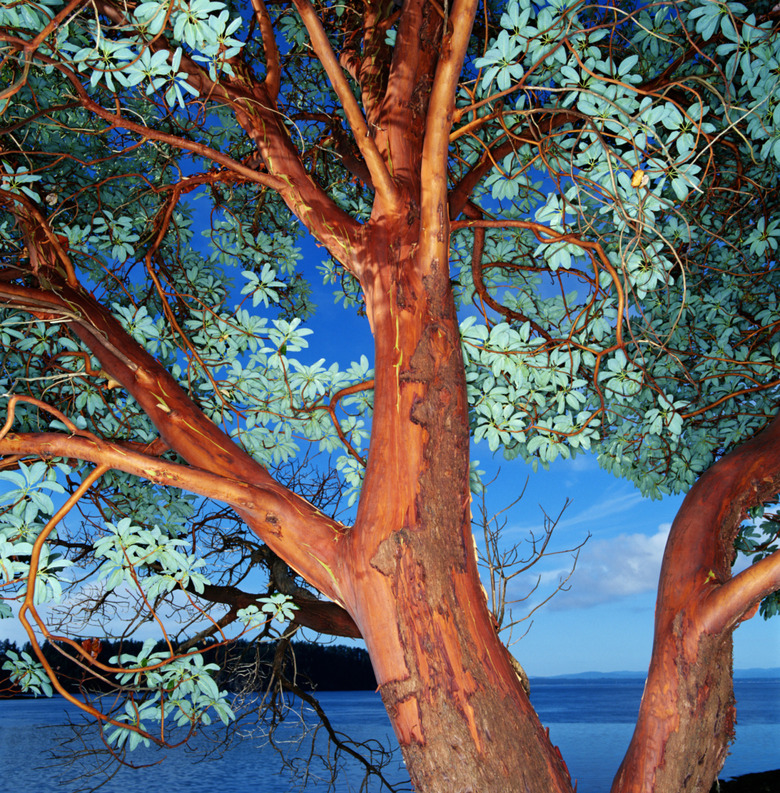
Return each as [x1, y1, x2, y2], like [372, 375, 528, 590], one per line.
[341, 221, 573, 790]
[612, 414, 780, 793]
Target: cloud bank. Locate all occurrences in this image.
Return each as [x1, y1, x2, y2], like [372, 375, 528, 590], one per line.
[542, 523, 672, 610]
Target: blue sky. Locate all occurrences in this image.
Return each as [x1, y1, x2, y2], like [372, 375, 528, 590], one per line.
[476, 455, 780, 676]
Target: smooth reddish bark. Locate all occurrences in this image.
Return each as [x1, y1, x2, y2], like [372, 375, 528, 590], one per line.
[341, 217, 573, 789]
[612, 415, 780, 793]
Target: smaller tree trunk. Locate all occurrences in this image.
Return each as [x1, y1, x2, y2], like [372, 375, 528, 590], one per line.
[612, 414, 780, 793]
[611, 629, 735, 793]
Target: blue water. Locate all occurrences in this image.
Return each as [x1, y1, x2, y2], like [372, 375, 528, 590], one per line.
[531, 678, 780, 791]
[0, 679, 778, 792]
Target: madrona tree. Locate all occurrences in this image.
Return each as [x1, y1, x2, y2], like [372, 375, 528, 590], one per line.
[1, 0, 780, 790]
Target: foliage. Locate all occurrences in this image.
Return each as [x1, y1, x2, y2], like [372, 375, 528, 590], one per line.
[737, 503, 780, 617]
[454, 0, 780, 500]
[2, 1, 778, 484]
[0, 463, 293, 733]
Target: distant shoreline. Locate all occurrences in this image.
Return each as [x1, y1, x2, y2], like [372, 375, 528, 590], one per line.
[533, 668, 780, 680]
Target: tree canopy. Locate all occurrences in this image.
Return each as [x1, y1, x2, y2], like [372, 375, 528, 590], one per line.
[1, 1, 780, 791]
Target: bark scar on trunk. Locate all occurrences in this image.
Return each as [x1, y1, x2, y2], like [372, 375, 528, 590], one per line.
[370, 528, 408, 575]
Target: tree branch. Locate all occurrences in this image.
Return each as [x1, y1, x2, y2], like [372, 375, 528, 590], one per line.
[250, 0, 281, 100]
[38, 1, 365, 274]
[0, 224, 351, 602]
[290, 0, 400, 211]
[381, 0, 425, 153]
[702, 550, 780, 635]
[43, 51, 285, 192]
[420, 0, 479, 244]
[183, 581, 362, 639]
[653, 411, 780, 644]
[0, 279, 278, 485]
[0, 428, 349, 602]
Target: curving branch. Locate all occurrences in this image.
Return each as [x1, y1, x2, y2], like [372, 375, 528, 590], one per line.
[461, 201, 556, 341]
[0, 427, 349, 601]
[452, 216, 627, 347]
[14, 461, 162, 744]
[420, 0, 479, 244]
[305, 380, 374, 467]
[701, 549, 780, 636]
[0, 218, 352, 600]
[291, 0, 400, 211]
[659, 411, 780, 631]
[250, 0, 281, 101]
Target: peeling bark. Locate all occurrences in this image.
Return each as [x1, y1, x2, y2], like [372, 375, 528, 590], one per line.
[337, 206, 572, 790]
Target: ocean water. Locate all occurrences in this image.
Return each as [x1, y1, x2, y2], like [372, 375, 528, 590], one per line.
[0, 679, 778, 792]
[531, 678, 780, 791]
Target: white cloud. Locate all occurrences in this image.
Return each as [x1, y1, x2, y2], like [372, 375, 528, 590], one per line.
[558, 491, 647, 531]
[538, 523, 672, 610]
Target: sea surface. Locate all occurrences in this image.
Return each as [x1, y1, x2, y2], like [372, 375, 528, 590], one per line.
[0, 678, 778, 793]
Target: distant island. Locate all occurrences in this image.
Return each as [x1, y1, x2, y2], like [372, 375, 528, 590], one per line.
[3, 637, 778, 698]
[535, 668, 780, 680]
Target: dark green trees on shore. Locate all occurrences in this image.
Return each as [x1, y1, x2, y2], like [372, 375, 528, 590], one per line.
[1, 639, 377, 693]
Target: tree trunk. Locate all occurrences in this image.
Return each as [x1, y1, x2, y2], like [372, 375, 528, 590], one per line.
[359, 554, 574, 792]
[338, 223, 574, 792]
[612, 414, 780, 793]
[611, 621, 736, 793]
[7, 5, 780, 781]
